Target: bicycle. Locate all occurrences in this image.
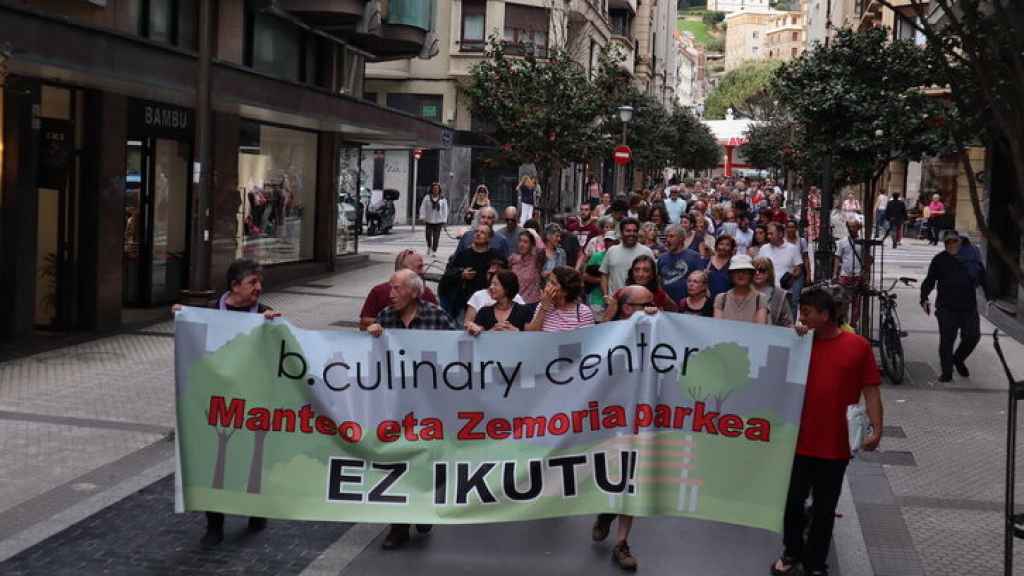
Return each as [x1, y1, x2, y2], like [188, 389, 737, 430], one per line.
[862, 276, 917, 384]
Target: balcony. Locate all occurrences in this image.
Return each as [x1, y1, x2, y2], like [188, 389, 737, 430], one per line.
[610, 34, 635, 75]
[276, 0, 436, 61]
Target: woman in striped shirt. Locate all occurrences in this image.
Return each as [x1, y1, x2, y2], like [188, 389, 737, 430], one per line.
[526, 266, 595, 332]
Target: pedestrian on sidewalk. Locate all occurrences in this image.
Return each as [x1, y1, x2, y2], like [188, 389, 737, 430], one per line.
[833, 220, 869, 332]
[367, 269, 456, 549]
[920, 230, 991, 382]
[772, 285, 883, 576]
[418, 182, 448, 256]
[359, 250, 438, 331]
[884, 193, 907, 248]
[177, 258, 281, 549]
[517, 175, 539, 224]
[592, 284, 658, 571]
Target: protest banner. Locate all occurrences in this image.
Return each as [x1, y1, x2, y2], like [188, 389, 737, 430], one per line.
[174, 308, 811, 532]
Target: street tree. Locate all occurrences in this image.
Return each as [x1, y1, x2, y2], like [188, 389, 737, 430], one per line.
[670, 106, 721, 174]
[703, 60, 781, 120]
[874, 0, 1024, 288]
[463, 38, 609, 218]
[773, 27, 956, 326]
[743, 115, 813, 184]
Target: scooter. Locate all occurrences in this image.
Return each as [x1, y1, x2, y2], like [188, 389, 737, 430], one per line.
[366, 189, 398, 235]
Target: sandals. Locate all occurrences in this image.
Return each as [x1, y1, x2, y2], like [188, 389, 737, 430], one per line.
[770, 556, 801, 576]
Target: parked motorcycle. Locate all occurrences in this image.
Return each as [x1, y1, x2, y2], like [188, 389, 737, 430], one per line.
[366, 189, 398, 235]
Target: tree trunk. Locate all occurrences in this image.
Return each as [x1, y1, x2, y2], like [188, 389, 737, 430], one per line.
[212, 432, 230, 490]
[246, 430, 268, 494]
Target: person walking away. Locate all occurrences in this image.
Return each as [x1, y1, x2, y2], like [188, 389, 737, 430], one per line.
[591, 285, 659, 570]
[752, 256, 794, 327]
[419, 182, 448, 256]
[526, 266, 595, 332]
[884, 193, 907, 248]
[926, 194, 947, 245]
[359, 250, 438, 330]
[772, 286, 883, 576]
[833, 220, 869, 332]
[509, 230, 545, 304]
[599, 218, 653, 297]
[678, 270, 714, 316]
[920, 230, 991, 382]
[713, 254, 768, 324]
[658, 224, 707, 304]
[465, 270, 533, 334]
[367, 270, 455, 549]
[873, 191, 889, 238]
[517, 175, 539, 224]
[174, 259, 281, 548]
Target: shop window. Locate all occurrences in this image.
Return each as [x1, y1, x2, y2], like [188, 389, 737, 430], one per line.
[337, 147, 363, 256]
[237, 121, 318, 265]
[503, 4, 549, 56]
[139, 0, 197, 49]
[387, 93, 444, 123]
[461, 0, 487, 52]
[610, 9, 631, 37]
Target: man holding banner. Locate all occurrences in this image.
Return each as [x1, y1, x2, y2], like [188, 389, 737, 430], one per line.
[772, 286, 883, 576]
[368, 268, 457, 549]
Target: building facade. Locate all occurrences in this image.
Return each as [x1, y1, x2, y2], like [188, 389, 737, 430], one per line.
[676, 31, 708, 112]
[723, 9, 778, 70]
[0, 0, 446, 339]
[765, 11, 806, 62]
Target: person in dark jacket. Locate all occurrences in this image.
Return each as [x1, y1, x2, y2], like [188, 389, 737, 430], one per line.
[884, 193, 908, 248]
[920, 230, 991, 382]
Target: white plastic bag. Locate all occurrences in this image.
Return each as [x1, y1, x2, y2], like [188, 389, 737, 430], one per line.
[847, 404, 869, 455]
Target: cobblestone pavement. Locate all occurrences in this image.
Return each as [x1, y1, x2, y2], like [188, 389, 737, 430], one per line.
[0, 232, 1022, 575]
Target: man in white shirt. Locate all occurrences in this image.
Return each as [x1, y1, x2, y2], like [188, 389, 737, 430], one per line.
[873, 192, 889, 238]
[734, 213, 755, 254]
[757, 222, 803, 288]
[664, 187, 687, 224]
[600, 218, 654, 296]
[834, 219, 870, 329]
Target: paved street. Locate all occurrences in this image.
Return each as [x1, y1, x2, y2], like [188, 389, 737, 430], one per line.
[0, 228, 1022, 575]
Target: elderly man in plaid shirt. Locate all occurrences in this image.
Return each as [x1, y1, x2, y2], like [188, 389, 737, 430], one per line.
[367, 268, 456, 549]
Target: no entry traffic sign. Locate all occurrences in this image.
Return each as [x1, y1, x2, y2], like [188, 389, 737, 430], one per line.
[614, 145, 632, 166]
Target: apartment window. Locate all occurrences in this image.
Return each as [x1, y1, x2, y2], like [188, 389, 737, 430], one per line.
[504, 4, 549, 56]
[610, 9, 631, 36]
[752, 31, 759, 39]
[791, 47, 798, 57]
[461, 0, 487, 51]
[247, 9, 304, 82]
[792, 31, 799, 42]
[138, 0, 196, 49]
[895, 14, 926, 46]
[387, 94, 444, 123]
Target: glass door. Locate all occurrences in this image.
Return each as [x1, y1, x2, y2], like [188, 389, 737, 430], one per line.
[123, 138, 191, 306]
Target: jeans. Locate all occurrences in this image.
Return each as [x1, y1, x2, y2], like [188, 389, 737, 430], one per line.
[789, 275, 805, 321]
[936, 307, 981, 377]
[425, 223, 443, 252]
[782, 455, 849, 573]
[874, 209, 887, 237]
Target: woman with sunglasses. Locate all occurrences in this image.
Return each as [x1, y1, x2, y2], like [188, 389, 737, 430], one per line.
[713, 254, 768, 324]
[751, 256, 794, 327]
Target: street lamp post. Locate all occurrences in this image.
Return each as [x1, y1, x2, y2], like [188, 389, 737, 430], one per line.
[616, 105, 634, 196]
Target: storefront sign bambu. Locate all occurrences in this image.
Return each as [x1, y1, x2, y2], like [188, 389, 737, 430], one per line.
[128, 99, 191, 140]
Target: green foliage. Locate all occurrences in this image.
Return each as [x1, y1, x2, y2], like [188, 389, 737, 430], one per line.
[702, 11, 726, 27]
[742, 116, 812, 175]
[677, 18, 713, 45]
[705, 36, 725, 54]
[773, 27, 957, 186]
[704, 60, 782, 120]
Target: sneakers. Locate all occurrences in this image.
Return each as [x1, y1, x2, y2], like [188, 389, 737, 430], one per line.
[954, 360, 970, 378]
[592, 514, 615, 542]
[382, 524, 411, 550]
[612, 540, 638, 571]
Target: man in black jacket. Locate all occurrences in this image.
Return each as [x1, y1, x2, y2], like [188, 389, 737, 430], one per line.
[920, 231, 990, 382]
[884, 193, 907, 248]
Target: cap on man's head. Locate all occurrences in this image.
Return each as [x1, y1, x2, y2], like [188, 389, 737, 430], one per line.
[941, 229, 963, 243]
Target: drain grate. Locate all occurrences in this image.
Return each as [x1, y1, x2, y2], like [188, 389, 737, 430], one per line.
[858, 450, 916, 467]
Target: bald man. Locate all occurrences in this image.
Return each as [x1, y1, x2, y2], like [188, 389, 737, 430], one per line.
[496, 206, 520, 249]
[359, 250, 437, 330]
[592, 284, 656, 570]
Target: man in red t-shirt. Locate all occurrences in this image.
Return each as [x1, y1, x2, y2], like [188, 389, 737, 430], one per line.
[359, 250, 438, 330]
[772, 286, 883, 576]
